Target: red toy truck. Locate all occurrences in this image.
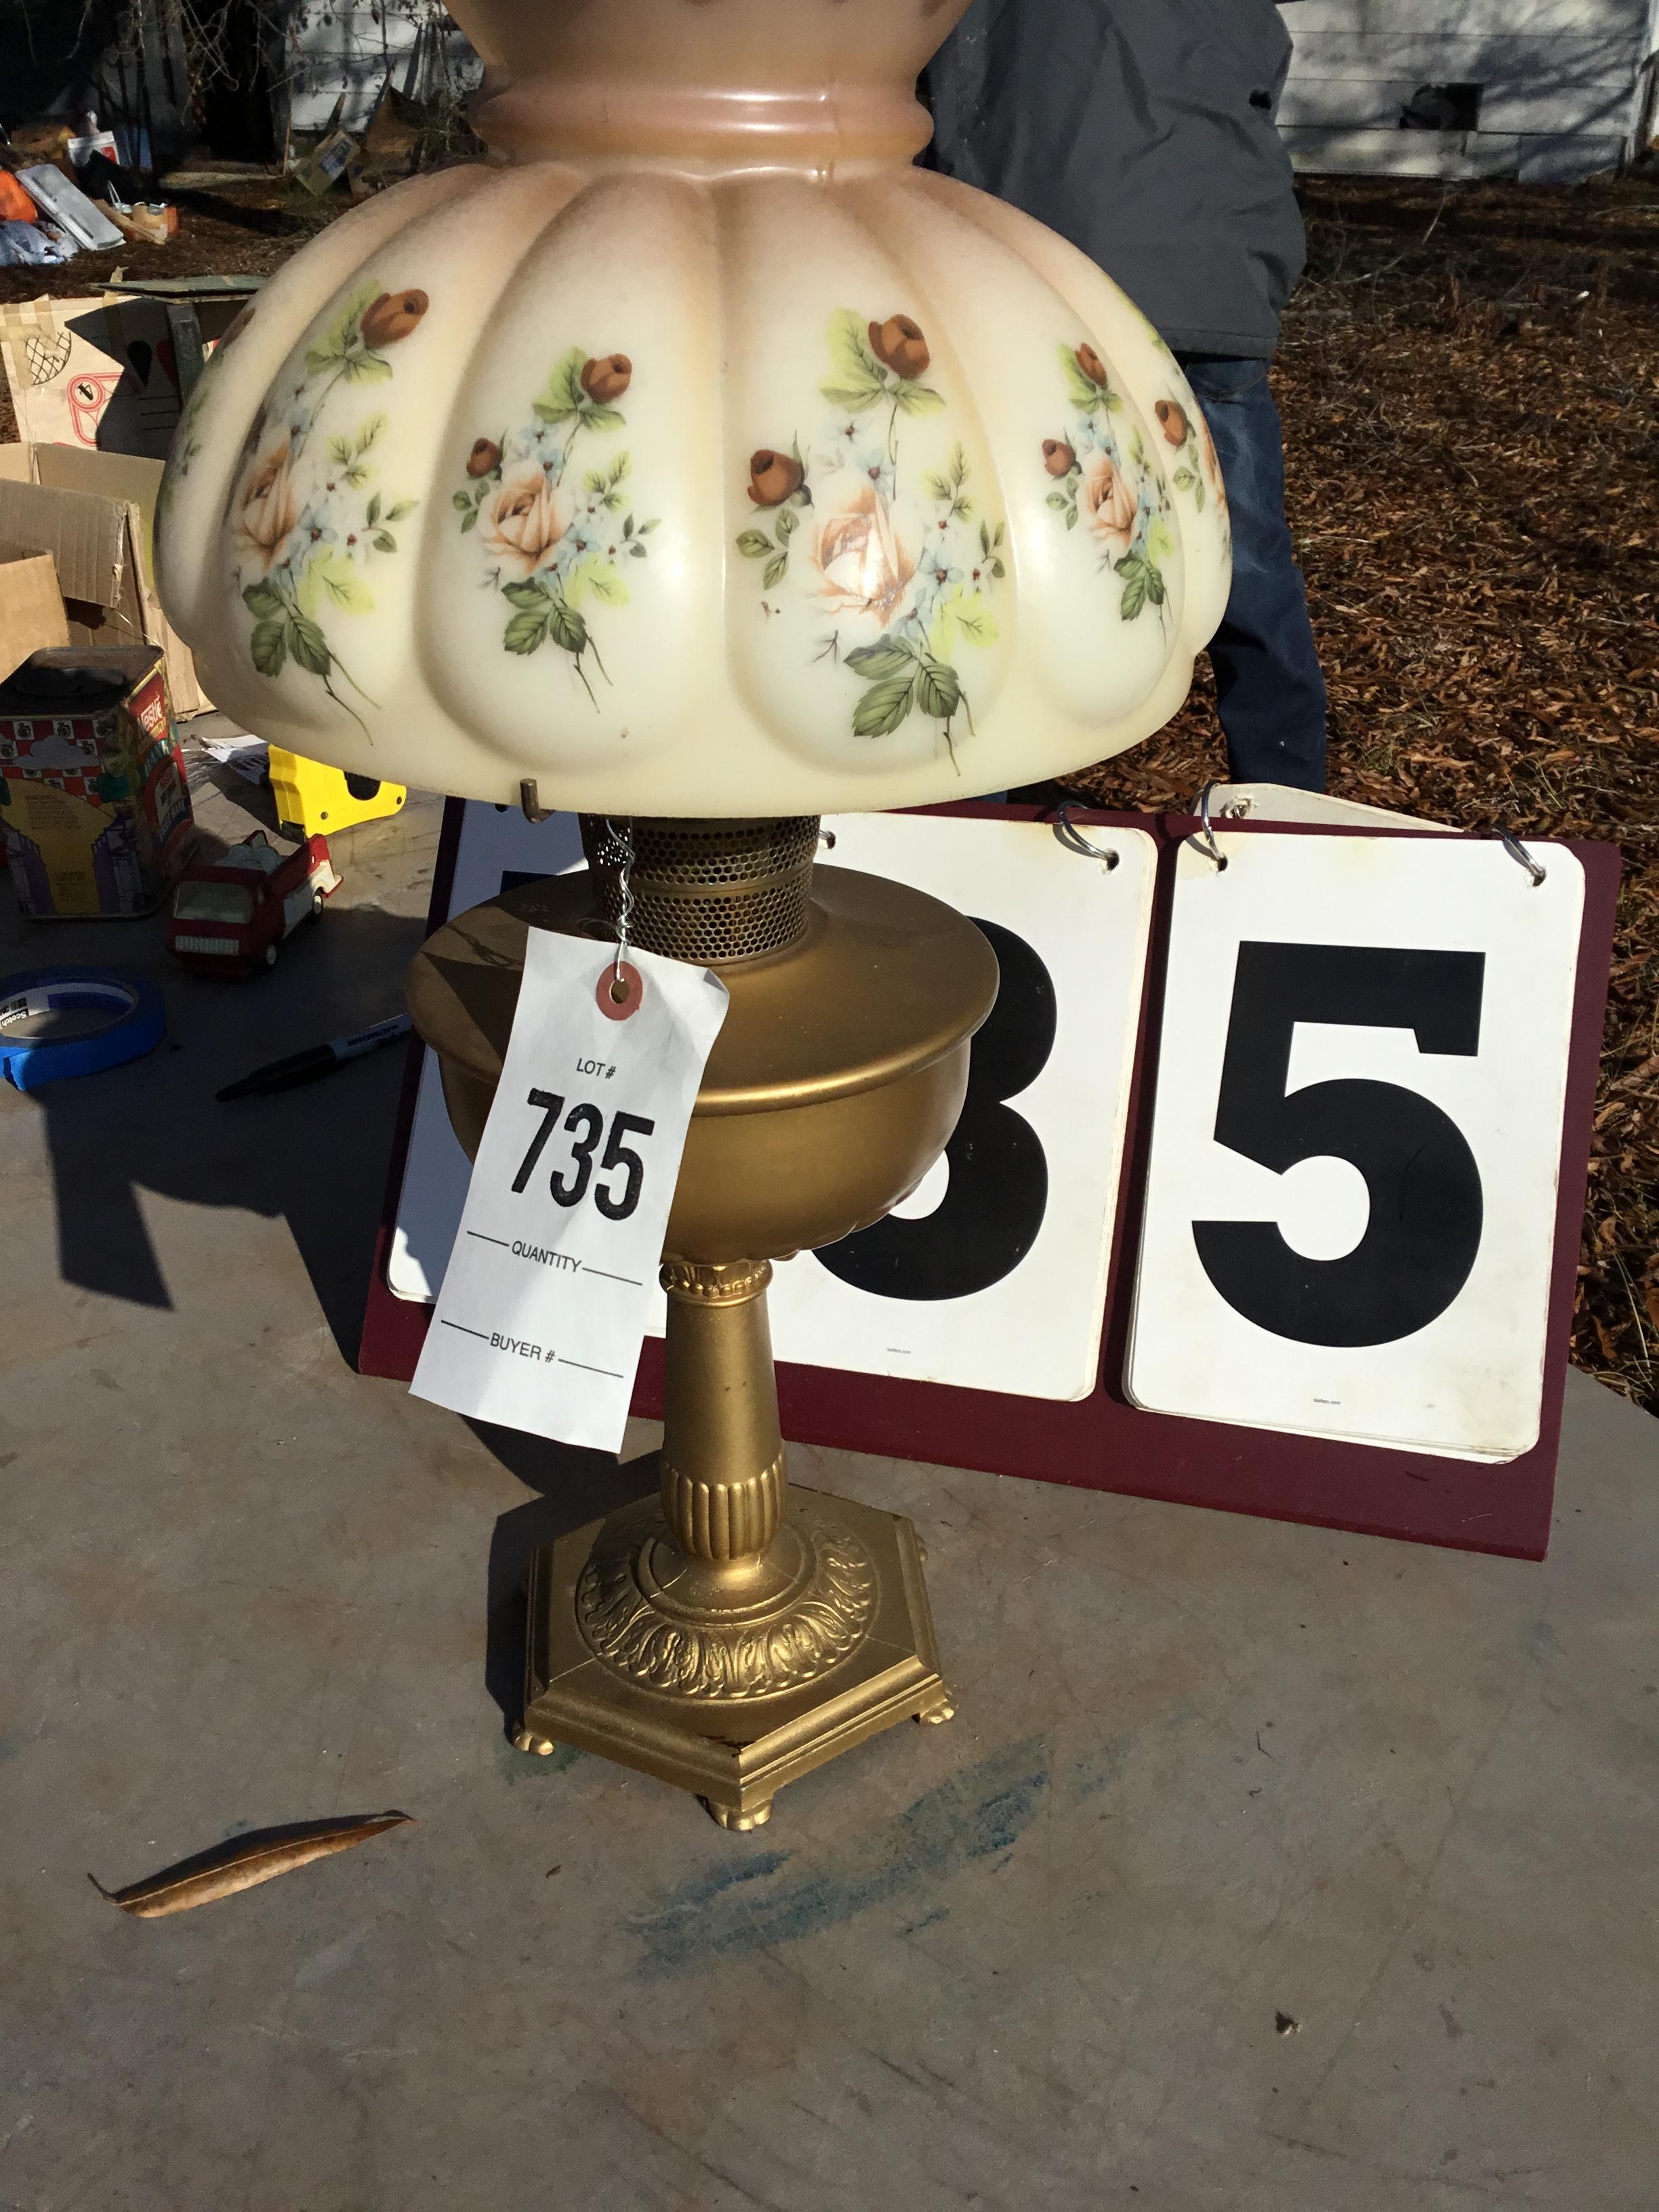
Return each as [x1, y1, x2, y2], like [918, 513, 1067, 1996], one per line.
[166, 832, 340, 978]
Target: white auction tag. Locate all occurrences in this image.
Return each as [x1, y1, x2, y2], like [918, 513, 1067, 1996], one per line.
[1126, 832, 1585, 1461]
[411, 926, 729, 1450]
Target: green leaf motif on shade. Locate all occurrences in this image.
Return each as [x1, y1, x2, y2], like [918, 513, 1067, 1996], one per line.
[1060, 343, 1103, 413]
[538, 346, 587, 423]
[242, 580, 283, 620]
[354, 413, 386, 455]
[893, 382, 946, 419]
[313, 555, 374, 615]
[287, 613, 332, 676]
[585, 565, 629, 608]
[1194, 480, 1206, 510]
[366, 491, 382, 527]
[1148, 516, 1176, 563]
[249, 619, 287, 677]
[821, 309, 887, 414]
[915, 660, 962, 720]
[504, 610, 550, 655]
[547, 604, 588, 657]
[736, 530, 773, 559]
[386, 499, 417, 523]
[762, 552, 788, 591]
[1173, 468, 1195, 490]
[821, 381, 884, 413]
[305, 281, 380, 375]
[776, 506, 796, 540]
[342, 354, 392, 386]
[459, 508, 477, 533]
[503, 579, 550, 611]
[844, 640, 914, 681]
[851, 674, 916, 737]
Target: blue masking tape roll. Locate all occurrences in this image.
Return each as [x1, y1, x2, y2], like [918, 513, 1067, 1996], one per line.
[0, 967, 165, 1091]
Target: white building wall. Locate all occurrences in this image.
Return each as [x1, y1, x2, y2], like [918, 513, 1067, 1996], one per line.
[1278, 0, 1659, 179]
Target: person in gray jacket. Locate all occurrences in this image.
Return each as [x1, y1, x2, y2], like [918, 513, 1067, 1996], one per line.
[922, 0, 1328, 792]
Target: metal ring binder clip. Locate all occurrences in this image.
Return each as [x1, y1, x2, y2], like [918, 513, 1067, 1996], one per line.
[1052, 804, 1120, 869]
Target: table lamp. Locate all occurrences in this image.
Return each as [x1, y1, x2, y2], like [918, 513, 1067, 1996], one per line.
[156, 0, 1230, 1830]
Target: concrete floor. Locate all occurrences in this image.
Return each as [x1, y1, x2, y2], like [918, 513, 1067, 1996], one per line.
[3, 764, 1657, 2212]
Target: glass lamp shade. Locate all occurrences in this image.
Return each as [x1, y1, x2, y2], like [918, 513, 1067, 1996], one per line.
[155, 0, 1231, 815]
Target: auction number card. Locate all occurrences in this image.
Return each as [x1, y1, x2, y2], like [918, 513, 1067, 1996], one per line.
[1126, 832, 1585, 1460]
[411, 927, 728, 1451]
[766, 812, 1158, 1401]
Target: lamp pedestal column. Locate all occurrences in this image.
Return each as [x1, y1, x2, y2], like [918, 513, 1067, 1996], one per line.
[408, 815, 996, 1827]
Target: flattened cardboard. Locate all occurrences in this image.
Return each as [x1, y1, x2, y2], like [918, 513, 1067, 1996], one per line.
[0, 550, 70, 680]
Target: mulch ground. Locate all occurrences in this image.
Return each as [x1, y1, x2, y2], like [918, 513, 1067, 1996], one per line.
[1064, 173, 1659, 1410]
[5, 167, 1657, 1404]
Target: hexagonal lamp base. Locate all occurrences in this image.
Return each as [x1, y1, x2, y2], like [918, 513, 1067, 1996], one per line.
[514, 1483, 954, 1829]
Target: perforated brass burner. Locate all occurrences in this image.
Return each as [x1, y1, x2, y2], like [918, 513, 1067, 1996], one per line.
[578, 815, 820, 964]
[407, 818, 999, 1828]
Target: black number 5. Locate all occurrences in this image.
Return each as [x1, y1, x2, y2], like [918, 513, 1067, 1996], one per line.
[596, 1112, 654, 1221]
[1192, 941, 1485, 1348]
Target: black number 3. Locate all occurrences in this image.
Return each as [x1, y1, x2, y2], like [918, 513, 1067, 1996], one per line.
[815, 918, 1053, 1301]
[1192, 941, 1485, 1348]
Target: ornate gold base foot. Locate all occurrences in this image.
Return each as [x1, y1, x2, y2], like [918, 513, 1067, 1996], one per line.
[518, 1481, 948, 1830]
[704, 1797, 772, 1830]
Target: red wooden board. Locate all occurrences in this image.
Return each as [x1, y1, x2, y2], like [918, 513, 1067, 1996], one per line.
[359, 800, 1618, 1561]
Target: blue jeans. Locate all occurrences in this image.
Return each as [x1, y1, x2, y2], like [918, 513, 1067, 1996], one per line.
[1179, 354, 1328, 793]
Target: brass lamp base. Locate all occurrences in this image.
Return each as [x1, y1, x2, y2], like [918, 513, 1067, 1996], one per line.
[407, 817, 996, 1826]
[518, 1500, 949, 1831]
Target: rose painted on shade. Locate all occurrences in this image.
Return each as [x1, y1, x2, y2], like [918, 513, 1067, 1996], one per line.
[236, 438, 301, 569]
[480, 466, 575, 579]
[868, 315, 930, 380]
[1155, 399, 1189, 446]
[467, 437, 501, 478]
[1042, 438, 1076, 478]
[747, 448, 804, 507]
[580, 354, 632, 404]
[360, 290, 428, 349]
[809, 480, 918, 629]
[1080, 449, 1138, 558]
[1075, 342, 1108, 388]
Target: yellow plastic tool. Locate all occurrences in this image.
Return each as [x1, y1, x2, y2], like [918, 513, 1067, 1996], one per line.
[267, 747, 405, 840]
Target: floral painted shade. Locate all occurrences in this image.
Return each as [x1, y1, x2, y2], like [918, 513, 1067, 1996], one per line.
[157, 20, 1229, 813]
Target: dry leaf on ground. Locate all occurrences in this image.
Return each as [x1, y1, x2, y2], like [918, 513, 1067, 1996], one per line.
[91, 1811, 413, 1919]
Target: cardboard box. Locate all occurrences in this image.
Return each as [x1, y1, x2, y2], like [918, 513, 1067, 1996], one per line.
[0, 644, 197, 918]
[0, 442, 207, 716]
[0, 550, 70, 680]
[0, 292, 243, 462]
